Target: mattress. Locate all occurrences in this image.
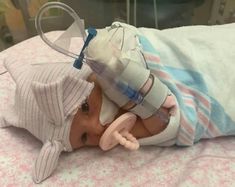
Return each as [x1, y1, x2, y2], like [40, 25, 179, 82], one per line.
[0, 32, 235, 186]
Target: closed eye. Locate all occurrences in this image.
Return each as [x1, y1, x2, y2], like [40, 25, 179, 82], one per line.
[81, 132, 87, 144]
[81, 100, 89, 114]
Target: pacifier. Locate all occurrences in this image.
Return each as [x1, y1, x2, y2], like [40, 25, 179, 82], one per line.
[99, 112, 139, 151]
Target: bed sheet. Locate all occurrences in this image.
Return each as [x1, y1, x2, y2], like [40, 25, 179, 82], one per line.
[0, 32, 235, 187]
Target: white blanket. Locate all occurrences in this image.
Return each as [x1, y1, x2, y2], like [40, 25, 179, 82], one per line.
[131, 23, 235, 145]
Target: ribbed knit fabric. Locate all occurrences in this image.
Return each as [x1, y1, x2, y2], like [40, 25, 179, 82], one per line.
[1, 59, 93, 183]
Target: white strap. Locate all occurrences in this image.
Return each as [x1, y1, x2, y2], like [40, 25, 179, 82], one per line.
[138, 95, 180, 146]
[131, 75, 169, 119]
[103, 59, 150, 107]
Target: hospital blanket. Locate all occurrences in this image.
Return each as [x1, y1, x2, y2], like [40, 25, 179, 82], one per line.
[0, 29, 235, 186]
[135, 23, 235, 145]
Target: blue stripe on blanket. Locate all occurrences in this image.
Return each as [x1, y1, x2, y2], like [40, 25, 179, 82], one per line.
[138, 35, 160, 55]
[139, 35, 235, 144]
[156, 64, 235, 140]
[209, 98, 235, 136]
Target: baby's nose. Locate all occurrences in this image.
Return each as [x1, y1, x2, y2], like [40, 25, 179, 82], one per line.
[87, 134, 101, 146]
[89, 120, 105, 136]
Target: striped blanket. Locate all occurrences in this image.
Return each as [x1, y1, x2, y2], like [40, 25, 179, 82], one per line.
[135, 23, 235, 146]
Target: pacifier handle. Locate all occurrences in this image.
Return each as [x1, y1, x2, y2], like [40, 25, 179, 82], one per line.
[113, 131, 139, 150]
[99, 112, 139, 151]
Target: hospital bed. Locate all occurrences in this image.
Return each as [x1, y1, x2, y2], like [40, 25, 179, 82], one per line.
[0, 32, 235, 186]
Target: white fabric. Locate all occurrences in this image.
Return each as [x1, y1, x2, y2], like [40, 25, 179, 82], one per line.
[130, 74, 169, 119]
[99, 94, 119, 126]
[138, 23, 235, 122]
[138, 94, 180, 146]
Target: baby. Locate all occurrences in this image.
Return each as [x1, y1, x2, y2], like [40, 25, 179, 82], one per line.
[1, 21, 235, 183]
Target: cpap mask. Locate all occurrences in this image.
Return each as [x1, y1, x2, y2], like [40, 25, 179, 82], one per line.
[36, 2, 169, 151]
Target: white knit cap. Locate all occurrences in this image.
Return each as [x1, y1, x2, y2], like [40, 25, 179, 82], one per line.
[1, 59, 93, 183]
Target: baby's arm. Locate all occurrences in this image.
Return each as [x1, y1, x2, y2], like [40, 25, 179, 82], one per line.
[142, 107, 170, 135]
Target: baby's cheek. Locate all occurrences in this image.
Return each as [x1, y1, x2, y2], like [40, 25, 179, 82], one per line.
[70, 134, 83, 150]
[70, 112, 85, 149]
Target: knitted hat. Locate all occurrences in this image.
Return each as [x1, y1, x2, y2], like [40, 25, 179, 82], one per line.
[1, 59, 93, 183]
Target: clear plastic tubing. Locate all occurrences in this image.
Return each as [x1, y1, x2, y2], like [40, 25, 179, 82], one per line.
[86, 58, 143, 104]
[35, 2, 86, 59]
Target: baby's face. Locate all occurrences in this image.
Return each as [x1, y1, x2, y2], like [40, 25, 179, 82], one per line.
[69, 75, 113, 149]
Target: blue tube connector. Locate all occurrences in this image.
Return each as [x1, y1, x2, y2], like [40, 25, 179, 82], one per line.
[73, 27, 97, 69]
[117, 81, 143, 104]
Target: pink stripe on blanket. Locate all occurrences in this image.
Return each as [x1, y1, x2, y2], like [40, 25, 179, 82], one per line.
[153, 69, 210, 110]
[176, 83, 210, 109]
[177, 115, 195, 145]
[198, 111, 220, 137]
[144, 53, 161, 63]
[180, 114, 194, 135]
